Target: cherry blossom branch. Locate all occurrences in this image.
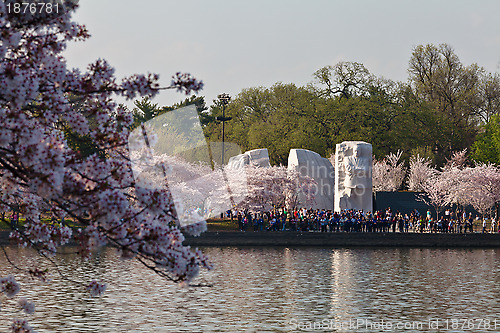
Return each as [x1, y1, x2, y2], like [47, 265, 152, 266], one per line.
[1, 246, 25, 272]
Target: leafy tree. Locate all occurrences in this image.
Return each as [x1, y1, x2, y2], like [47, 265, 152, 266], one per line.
[408, 43, 481, 159]
[165, 95, 210, 127]
[130, 97, 163, 129]
[477, 72, 500, 123]
[204, 83, 331, 165]
[129, 96, 212, 163]
[313, 61, 373, 99]
[63, 95, 107, 160]
[471, 114, 500, 164]
[131, 95, 209, 130]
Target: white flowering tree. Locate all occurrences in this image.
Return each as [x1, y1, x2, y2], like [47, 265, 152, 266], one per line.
[418, 169, 450, 220]
[441, 166, 469, 210]
[418, 150, 500, 221]
[129, 151, 229, 222]
[461, 164, 500, 220]
[0, 2, 210, 331]
[372, 150, 406, 192]
[418, 150, 467, 219]
[407, 154, 436, 192]
[443, 149, 468, 170]
[234, 165, 316, 213]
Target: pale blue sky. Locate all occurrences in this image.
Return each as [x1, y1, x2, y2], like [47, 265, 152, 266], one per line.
[65, 0, 500, 108]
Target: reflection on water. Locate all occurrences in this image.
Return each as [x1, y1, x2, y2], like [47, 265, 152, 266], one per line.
[1, 247, 500, 332]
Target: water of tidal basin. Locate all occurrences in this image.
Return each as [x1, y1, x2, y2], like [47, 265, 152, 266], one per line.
[1, 247, 500, 333]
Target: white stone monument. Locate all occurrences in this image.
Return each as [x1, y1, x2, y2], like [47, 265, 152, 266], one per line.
[227, 148, 271, 169]
[334, 141, 372, 212]
[288, 149, 335, 210]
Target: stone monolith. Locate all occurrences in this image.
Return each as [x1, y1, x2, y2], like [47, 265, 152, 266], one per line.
[334, 141, 372, 212]
[227, 148, 271, 169]
[288, 149, 335, 210]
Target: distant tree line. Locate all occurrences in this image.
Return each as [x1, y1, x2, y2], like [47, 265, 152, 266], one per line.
[132, 43, 500, 167]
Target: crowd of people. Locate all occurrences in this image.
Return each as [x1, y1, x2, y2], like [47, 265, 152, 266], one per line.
[4, 206, 497, 234]
[228, 207, 498, 234]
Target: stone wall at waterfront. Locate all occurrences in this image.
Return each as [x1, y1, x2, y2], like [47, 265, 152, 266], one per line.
[3, 230, 500, 247]
[184, 232, 500, 247]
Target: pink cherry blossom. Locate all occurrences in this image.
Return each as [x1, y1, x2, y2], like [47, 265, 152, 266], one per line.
[230, 165, 316, 212]
[0, 275, 20, 298]
[373, 150, 406, 192]
[10, 319, 35, 333]
[18, 298, 35, 314]
[86, 281, 107, 297]
[407, 154, 436, 192]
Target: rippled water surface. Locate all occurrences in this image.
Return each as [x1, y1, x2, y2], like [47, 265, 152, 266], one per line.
[1, 247, 500, 332]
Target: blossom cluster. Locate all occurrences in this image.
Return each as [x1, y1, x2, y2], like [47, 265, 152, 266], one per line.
[372, 150, 406, 192]
[0, 275, 20, 298]
[86, 280, 107, 297]
[407, 154, 436, 192]
[18, 297, 35, 314]
[171, 72, 204, 95]
[11, 319, 36, 333]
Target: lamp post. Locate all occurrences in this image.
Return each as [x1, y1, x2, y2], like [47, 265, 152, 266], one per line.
[216, 93, 231, 165]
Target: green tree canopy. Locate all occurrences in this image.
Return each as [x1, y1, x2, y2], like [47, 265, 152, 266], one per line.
[471, 114, 500, 164]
